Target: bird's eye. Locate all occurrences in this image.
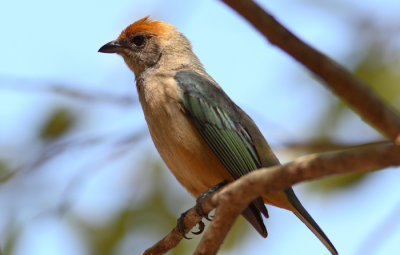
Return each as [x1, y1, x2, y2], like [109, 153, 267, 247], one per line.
[132, 35, 146, 47]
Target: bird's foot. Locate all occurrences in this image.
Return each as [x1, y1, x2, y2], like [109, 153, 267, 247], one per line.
[177, 180, 229, 238]
[195, 180, 229, 221]
[177, 210, 193, 239]
[177, 210, 206, 239]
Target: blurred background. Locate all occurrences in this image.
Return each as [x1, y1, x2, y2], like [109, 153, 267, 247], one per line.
[1, 0, 400, 254]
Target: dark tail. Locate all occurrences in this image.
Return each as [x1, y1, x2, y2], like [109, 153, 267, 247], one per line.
[285, 188, 338, 255]
[241, 197, 269, 238]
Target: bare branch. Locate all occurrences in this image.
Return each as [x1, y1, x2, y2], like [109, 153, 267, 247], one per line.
[142, 143, 400, 254]
[141, 197, 215, 255]
[0, 81, 136, 106]
[194, 143, 400, 254]
[278, 140, 390, 154]
[220, 0, 400, 141]
[26, 129, 147, 172]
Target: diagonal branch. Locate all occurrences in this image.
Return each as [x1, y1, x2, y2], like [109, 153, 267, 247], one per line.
[220, 0, 400, 141]
[142, 143, 400, 255]
[194, 143, 400, 254]
[141, 197, 214, 255]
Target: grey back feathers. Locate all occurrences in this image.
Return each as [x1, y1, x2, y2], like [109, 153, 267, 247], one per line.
[175, 70, 269, 237]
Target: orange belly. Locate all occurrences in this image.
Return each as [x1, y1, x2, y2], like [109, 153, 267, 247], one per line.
[140, 88, 232, 196]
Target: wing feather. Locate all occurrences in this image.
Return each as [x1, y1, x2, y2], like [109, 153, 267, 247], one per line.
[180, 81, 261, 179]
[175, 71, 269, 228]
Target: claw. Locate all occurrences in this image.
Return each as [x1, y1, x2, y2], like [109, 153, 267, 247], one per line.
[195, 199, 212, 221]
[176, 181, 229, 240]
[195, 180, 229, 220]
[177, 210, 192, 239]
[191, 220, 205, 235]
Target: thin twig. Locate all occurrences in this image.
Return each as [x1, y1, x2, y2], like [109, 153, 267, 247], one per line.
[279, 140, 390, 153]
[0, 82, 136, 106]
[220, 0, 400, 141]
[141, 196, 215, 255]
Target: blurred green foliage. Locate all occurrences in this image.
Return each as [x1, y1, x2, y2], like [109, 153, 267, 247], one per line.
[2, 228, 17, 255]
[39, 107, 76, 141]
[0, 160, 15, 183]
[355, 55, 400, 107]
[309, 172, 368, 191]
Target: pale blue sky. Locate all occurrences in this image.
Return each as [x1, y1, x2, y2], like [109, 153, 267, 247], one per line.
[1, 0, 400, 255]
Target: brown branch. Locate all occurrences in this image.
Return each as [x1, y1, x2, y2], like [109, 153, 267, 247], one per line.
[220, 0, 400, 141]
[142, 143, 400, 255]
[194, 143, 400, 254]
[141, 197, 215, 255]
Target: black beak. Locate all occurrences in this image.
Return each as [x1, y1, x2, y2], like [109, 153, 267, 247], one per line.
[98, 40, 123, 53]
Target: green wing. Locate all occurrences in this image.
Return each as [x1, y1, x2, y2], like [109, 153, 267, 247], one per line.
[175, 71, 269, 237]
[175, 71, 261, 179]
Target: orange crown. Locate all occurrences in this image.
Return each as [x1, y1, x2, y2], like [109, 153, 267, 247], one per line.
[118, 16, 176, 40]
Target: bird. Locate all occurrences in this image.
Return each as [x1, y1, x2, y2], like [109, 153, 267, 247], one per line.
[99, 16, 337, 254]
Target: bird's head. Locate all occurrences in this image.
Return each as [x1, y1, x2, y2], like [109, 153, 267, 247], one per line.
[99, 16, 189, 77]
